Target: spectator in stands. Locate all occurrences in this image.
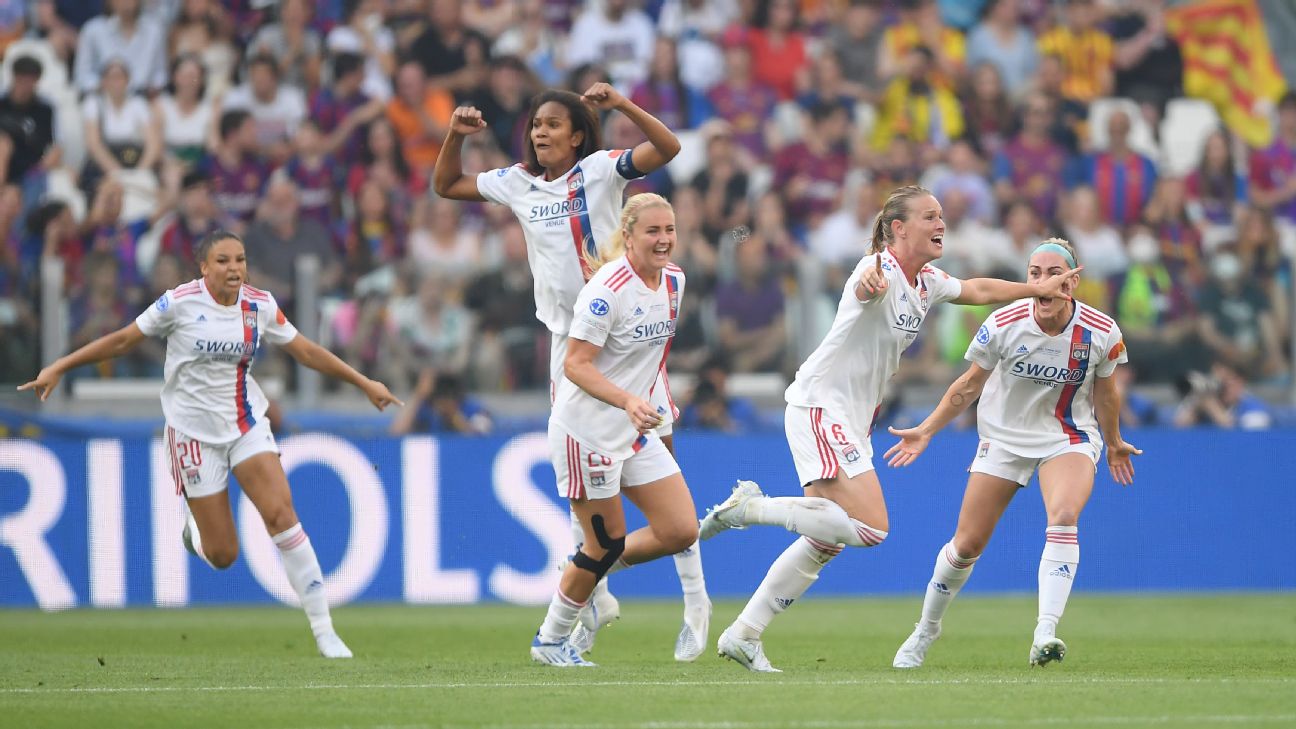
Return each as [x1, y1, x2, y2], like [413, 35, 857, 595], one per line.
[774, 102, 851, 233]
[1112, 225, 1203, 382]
[199, 110, 269, 226]
[280, 120, 340, 232]
[154, 54, 218, 201]
[309, 52, 385, 165]
[1036, 0, 1112, 104]
[1143, 177, 1204, 286]
[679, 353, 760, 433]
[74, 0, 168, 95]
[1186, 129, 1247, 238]
[327, 267, 406, 388]
[1235, 207, 1291, 344]
[992, 92, 1069, 223]
[565, 0, 655, 91]
[463, 222, 544, 389]
[168, 0, 237, 99]
[29, 1, 78, 65]
[743, 0, 809, 102]
[0, 195, 37, 380]
[828, 0, 886, 105]
[476, 56, 539, 159]
[26, 199, 81, 293]
[1069, 110, 1157, 228]
[631, 38, 713, 131]
[716, 234, 786, 373]
[492, 0, 562, 86]
[243, 177, 341, 316]
[1029, 53, 1086, 154]
[343, 179, 404, 283]
[812, 179, 878, 277]
[707, 41, 778, 163]
[752, 190, 803, 263]
[82, 178, 149, 304]
[326, 0, 398, 101]
[926, 140, 995, 224]
[246, 0, 321, 91]
[1060, 186, 1126, 306]
[347, 117, 421, 239]
[870, 45, 964, 153]
[965, 0, 1038, 98]
[690, 120, 750, 244]
[410, 0, 491, 100]
[383, 61, 453, 175]
[605, 112, 676, 200]
[1174, 362, 1273, 430]
[81, 60, 162, 194]
[223, 54, 307, 163]
[880, 0, 965, 84]
[155, 171, 234, 272]
[657, 0, 734, 93]
[1110, 0, 1183, 130]
[408, 194, 481, 281]
[389, 370, 492, 435]
[959, 62, 1016, 158]
[392, 274, 475, 378]
[797, 51, 859, 119]
[1196, 248, 1287, 381]
[67, 252, 152, 378]
[0, 56, 60, 190]
[1249, 91, 1296, 227]
[463, 0, 515, 40]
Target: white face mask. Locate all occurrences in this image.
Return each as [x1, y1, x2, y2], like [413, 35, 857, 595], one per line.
[1128, 232, 1159, 265]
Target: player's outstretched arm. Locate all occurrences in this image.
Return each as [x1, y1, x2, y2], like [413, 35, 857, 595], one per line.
[884, 363, 992, 467]
[431, 105, 490, 202]
[565, 337, 662, 433]
[17, 323, 148, 401]
[581, 82, 681, 175]
[281, 335, 403, 411]
[1094, 370, 1142, 486]
[953, 267, 1082, 306]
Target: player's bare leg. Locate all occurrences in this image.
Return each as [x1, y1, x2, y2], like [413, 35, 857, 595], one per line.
[1031, 453, 1096, 666]
[183, 490, 239, 570]
[895, 473, 1017, 668]
[236, 453, 351, 658]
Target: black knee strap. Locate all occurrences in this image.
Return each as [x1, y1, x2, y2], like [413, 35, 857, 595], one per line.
[571, 515, 625, 579]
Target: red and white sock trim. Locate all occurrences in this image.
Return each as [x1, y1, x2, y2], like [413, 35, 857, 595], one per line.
[273, 523, 309, 552]
[942, 543, 977, 570]
[804, 536, 844, 556]
[1045, 525, 1079, 544]
[853, 521, 888, 547]
[556, 588, 587, 609]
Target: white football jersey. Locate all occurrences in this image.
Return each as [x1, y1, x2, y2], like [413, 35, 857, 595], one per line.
[135, 279, 299, 444]
[477, 149, 644, 335]
[785, 249, 963, 436]
[551, 256, 685, 459]
[967, 299, 1127, 457]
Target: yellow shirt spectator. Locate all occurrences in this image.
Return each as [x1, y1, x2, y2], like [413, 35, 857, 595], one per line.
[1037, 26, 1114, 103]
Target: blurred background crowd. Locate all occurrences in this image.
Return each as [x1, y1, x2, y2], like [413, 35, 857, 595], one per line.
[0, 0, 1294, 434]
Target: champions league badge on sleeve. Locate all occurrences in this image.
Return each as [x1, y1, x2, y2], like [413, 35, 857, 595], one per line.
[155, 294, 170, 312]
[976, 324, 990, 345]
[589, 298, 610, 316]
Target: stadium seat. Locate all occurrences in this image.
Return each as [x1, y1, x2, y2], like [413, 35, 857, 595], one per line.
[667, 129, 705, 185]
[1159, 98, 1221, 177]
[1087, 97, 1159, 159]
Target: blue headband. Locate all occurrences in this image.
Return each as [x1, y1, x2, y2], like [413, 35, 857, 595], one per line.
[1032, 242, 1076, 269]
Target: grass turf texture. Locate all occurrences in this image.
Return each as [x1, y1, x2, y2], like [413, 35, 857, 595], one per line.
[2, 595, 1293, 729]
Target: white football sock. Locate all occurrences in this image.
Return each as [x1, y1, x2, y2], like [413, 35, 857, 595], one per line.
[745, 496, 888, 547]
[734, 537, 841, 639]
[1038, 525, 1079, 636]
[919, 542, 978, 629]
[184, 507, 218, 569]
[537, 588, 585, 643]
[273, 523, 333, 637]
[673, 541, 708, 606]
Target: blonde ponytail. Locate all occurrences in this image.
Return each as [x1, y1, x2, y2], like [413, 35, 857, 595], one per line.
[585, 192, 673, 274]
[869, 185, 933, 254]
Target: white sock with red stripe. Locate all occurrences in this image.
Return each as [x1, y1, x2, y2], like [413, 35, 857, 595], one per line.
[538, 588, 586, 643]
[918, 542, 979, 629]
[273, 523, 334, 637]
[734, 537, 840, 639]
[1037, 525, 1079, 637]
[745, 496, 888, 547]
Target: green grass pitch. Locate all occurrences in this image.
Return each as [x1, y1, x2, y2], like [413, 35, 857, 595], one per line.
[2, 595, 1294, 728]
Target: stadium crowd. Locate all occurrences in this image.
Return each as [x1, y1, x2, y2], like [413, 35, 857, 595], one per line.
[0, 0, 1291, 431]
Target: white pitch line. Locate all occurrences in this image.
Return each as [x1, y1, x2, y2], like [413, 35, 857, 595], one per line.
[2, 676, 1294, 695]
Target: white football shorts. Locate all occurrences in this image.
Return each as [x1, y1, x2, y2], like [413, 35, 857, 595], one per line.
[548, 422, 680, 501]
[968, 439, 1100, 486]
[164, 419, 279, 499]
[784, 404, 875, 487]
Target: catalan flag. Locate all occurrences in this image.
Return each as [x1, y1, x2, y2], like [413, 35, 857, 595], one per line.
[1166, 0, 1287, 147]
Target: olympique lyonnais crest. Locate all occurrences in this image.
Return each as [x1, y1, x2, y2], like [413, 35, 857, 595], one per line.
[669, 290, 679, 317]
[243, 312, 257, 329]
[589, 471, 606, 487]
[843, 445, 861, 463]
[1071, 342, 1090, 361]
[568, 171, 584, 192]
[186, 468, 201, 486]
